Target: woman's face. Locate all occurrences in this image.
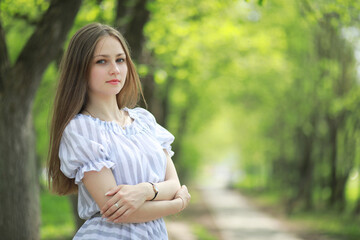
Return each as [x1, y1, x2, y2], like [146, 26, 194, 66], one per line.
[88, 36, 128, 100]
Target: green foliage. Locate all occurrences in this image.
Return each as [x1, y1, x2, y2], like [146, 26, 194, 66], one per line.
[40, 190, 75, 240]
[145, 0, 360, 217]
[230, 0, 360, 215]
[74, 0, 115, 27]
[0, 0, 49, 26]
[0, 0, 49, 63]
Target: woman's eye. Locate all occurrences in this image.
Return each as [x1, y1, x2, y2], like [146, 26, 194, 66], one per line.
[96, 59, 106, 64]
[116, 58, 125, 63]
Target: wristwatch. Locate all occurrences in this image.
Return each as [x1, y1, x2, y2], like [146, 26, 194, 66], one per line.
[148, 182, 158, 201]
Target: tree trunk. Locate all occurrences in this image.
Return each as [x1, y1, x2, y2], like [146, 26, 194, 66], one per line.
[0, 0, 81, 239]
[121, 0, 150, 61]
[354, 196, 360, 215]
[300, 133, 314, 210]
[286, 127, 314, 213]
[70, 194, 85, 230]
[328, 117, 338, 207]
[0, 108, 39, 239]
[115, 0, 158, 114]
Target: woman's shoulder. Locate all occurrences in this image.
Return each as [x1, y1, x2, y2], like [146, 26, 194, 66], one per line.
[64, 114, 101, 135]
[127, 107, 152, 116]
[67, 113, 94, 126]
[127, 107, 156, 123]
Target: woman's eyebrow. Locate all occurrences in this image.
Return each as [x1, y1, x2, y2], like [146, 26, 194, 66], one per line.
[93, 53, 126, 58]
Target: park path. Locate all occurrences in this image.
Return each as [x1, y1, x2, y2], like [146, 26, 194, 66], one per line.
[200, 186, 304, 240]
[166, 186, 306, 240]
[167, 160, 307, 240]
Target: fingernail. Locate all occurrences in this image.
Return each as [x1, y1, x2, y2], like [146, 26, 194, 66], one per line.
[105, 191, 110, 196]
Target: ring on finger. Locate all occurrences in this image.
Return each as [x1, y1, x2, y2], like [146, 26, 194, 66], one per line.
[114, 202, 120, 209]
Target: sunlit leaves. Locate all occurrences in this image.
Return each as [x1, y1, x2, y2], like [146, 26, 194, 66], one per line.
[73, 0, 115, 30]
[1, 0, 49, 63]
[0, 0, 49, 27]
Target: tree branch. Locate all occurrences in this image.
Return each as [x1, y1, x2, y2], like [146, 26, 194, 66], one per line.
[12, 12, 40, 26]
[299, 0, 314, 14]
[11, 0, 82, 102]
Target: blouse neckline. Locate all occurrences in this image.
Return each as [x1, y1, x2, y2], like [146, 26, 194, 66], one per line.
[77, 107, 142, 135]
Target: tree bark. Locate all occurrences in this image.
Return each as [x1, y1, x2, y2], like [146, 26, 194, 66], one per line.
[0, 0, 81, 239]
[286, 127, 314, 213]
[70, 194, 85, 229]
[354, 196, 360, 215]
[328, 117, 338, 207]
[114, 0, 158, 112]
[121, 0, 150, 61]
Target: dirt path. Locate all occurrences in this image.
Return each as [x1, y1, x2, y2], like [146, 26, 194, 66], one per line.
[165, 186, 222, 240]
[167, 186, 308, 240]
[200, 187, 305, 240]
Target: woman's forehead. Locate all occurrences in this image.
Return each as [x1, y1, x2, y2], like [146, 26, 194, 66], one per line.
[94, 36, 125, 56]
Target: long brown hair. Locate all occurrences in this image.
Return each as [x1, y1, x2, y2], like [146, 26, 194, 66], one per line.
[47, 23, 144, 195]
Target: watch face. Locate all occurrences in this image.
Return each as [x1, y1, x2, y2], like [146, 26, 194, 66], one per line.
[154, 184, 159, 193]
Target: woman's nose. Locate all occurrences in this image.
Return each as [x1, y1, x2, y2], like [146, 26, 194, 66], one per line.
[109, 62, 120, 75]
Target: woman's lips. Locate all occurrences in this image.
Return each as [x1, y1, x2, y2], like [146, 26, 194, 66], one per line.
[106, 79, 120, 85]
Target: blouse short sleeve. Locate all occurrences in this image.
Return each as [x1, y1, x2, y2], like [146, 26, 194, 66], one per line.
[59, 117, 114, 184]
[133, 107, 175, 157]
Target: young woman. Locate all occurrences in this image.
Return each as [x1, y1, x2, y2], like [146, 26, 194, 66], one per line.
[47, 23, 190, 240]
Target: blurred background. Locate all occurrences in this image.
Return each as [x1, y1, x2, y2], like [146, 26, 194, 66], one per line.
[1, 0, 360, 239]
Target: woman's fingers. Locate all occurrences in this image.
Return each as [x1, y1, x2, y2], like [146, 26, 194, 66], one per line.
[101, 195, 121, 215]
[105, 202, 137, 223]
[175, 185, 191, 211]
[101, 184, 147, 220]
[101, 198, 117, 215]
[105, 185, 123, 196]
[101, 186, 124, 214]
[113, 208, 133, 223]
[106, 204, 128, 222]
[103, 200, 121, 217]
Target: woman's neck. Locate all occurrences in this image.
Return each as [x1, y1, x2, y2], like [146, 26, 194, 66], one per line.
[84, 96, 122, 122]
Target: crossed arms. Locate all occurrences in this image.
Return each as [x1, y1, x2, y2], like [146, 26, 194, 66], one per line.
[82, 150, 191, 223]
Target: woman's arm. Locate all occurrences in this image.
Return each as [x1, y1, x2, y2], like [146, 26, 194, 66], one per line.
[111, 185, 190, 224]
[155, 150, 182, 200]
[83, 167, 151, 219]
[103, 150, 181, 204]
[82, 155, 189, 222]
[101, 150, 181, 219]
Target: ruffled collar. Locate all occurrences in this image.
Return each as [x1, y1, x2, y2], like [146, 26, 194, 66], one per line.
[77, 107, 145, 135]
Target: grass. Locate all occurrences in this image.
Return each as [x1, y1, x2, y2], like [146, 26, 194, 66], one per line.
[192, 224, 218, 240]
[236, 186, 360, 240]
[40, 190, 75, 240]
[289, 211, 360, 240]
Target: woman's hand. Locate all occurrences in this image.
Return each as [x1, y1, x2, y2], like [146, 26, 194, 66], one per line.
[175, 185, 191, 212]
[101, 183, 152, 222]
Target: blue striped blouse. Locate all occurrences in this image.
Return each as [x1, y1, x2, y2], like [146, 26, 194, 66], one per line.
[59, 107, 174, 240]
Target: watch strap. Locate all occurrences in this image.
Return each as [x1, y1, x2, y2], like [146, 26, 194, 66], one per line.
[148, 182, 158, 201]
